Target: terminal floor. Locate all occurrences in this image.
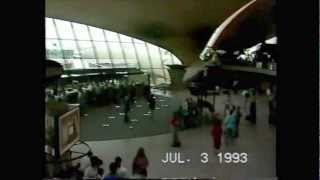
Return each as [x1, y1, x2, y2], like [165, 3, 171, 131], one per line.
[80, 94, 180, 141]
[74, 91, 276, 179]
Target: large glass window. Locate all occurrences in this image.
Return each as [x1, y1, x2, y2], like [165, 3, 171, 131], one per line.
[45, 17, 183, 85]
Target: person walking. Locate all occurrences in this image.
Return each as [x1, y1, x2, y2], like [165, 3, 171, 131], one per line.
[171, 112, 181, 147]
[211, 113, 223, 152]
[224, 107, 237, 146]
[132, 147, 149, 178]
[129, 83, 136, 104]
[83, 156, 102, 180]
[102, 162, 118, 180]
[114, 156, 129, 179]
[235, 106, 242, 138]
[124, 95, 131, 123]
[242, 90, 250, 117]
[249, 97, 257, 124]
[224, 103, 230, 118]
[148, 94, 156, 111]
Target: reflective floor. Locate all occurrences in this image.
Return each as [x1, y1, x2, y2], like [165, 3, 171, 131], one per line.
[80, 94, 180, 141]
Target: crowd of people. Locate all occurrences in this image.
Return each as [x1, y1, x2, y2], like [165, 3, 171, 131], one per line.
[45, 79, 152, 117]
[170, 88, 276, 152]
[45, 85, 276, 179]
[173, 97, 207, 129]
[49, 147, 149, 180]
[210, 105, 242, 151]
[210, 88, 277, 151]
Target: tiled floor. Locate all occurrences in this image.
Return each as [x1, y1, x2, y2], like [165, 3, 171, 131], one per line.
[73, 90, 276, 180]
[80, 95, 180, 141]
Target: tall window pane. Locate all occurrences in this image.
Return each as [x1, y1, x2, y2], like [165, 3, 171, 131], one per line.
[135, 44, 150, 68]
[108, 42, 123, 59]
[160, 49, 173, 65]
[119, 34, 132, 42]
[55, 19, 74, 39]
[93, 42, 110, 59]
[147, 44, 162, 68]
[60, 40, 79, 59]
[72, 23, 90, 40]
[147, 44, 161, 59]
[121, 43, 136, 59]
[104, 31, 119, 42]
[78, 41, 95, 59]
[45, 18, 57, 38]
[89, 26, 105, 41]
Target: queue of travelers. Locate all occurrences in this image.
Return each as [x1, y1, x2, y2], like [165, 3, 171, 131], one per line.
[45, 79, 151, 117]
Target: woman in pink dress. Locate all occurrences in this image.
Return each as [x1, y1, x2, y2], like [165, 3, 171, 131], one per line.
[132, 147, 149, 177]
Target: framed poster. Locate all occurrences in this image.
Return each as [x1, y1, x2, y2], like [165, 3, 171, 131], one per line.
[58, 107, 80, 156]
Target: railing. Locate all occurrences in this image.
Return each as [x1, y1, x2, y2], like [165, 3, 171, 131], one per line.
[222, 60, 277, 72]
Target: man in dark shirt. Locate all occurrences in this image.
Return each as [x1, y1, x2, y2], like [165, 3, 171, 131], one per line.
[103, 162, 118, 180]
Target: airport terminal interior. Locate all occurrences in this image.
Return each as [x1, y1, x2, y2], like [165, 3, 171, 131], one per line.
[44, 0, 277, 179]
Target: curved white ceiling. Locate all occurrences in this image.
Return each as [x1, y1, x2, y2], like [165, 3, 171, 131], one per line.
[45, 0, 251, 66]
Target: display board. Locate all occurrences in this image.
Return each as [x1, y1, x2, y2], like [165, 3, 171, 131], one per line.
[57, 106, 80, 156]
